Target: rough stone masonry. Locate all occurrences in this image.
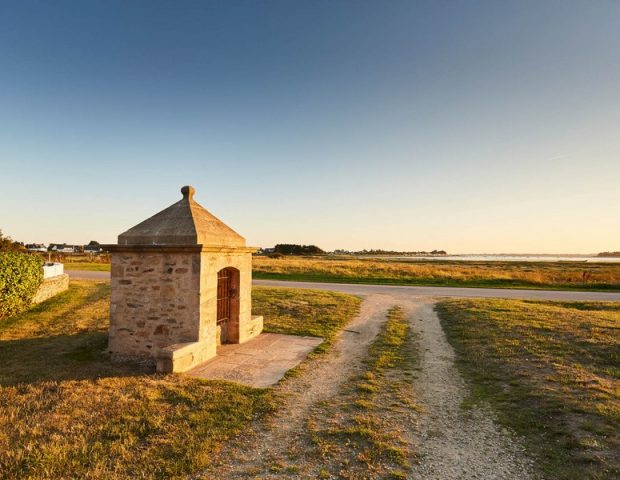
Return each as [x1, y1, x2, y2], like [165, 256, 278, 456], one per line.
[103, 186, 263, 373]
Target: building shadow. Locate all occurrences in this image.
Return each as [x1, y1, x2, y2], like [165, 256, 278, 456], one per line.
[0, 330, 153, 386]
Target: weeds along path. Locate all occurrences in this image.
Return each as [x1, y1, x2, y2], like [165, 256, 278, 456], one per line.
[195, 294, 399, 479]
[405, 299, 535, 480]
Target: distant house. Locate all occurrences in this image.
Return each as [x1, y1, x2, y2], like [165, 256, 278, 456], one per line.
[26, 243, 47, 252]
[48, 244, 81, 253]
[84, 244, 102, 254]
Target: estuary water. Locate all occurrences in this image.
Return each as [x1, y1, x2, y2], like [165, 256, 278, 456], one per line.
[357, 255, 620, 263]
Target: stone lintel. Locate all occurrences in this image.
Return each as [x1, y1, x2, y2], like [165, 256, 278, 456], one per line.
[103, 244, 258, 254]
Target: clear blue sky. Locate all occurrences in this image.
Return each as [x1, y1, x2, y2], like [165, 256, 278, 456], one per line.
[1, 1, 618, 253]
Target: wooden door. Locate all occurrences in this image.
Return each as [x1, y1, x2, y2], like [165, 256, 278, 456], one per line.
[217, 269, 231, 343]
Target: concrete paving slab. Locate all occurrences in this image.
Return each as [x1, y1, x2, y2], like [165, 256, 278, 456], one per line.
[185, 333, 323, 387]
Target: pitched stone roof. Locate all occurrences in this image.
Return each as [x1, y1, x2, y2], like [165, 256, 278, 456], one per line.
[118, 186, 246, 247]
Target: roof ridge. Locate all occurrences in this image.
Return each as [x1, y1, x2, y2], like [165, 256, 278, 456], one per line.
[117, 186, 245, 247]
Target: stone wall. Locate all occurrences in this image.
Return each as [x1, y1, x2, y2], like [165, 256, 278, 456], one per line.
[32, 274, 69, 304]
[108, 251, 201, 360]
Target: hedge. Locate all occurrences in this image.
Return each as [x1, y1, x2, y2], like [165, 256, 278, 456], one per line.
[0, 252, 43, 320]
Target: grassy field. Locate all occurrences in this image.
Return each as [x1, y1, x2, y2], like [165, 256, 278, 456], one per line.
[0, 281, 360, 479]
[64, 256, 620, 291]
[436, 298, 620, 479]
[254, 256, 620, 291]
[59, 261, 111, 271]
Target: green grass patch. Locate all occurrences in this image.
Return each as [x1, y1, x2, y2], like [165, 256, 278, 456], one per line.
[305, 306, 419, 479]
[436, 298, 620, 480]
[254, 285, 361, 354]
[0, 280, 360, 479]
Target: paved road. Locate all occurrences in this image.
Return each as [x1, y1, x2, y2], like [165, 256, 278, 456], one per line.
[66, 270, 620, 301]
[68, 270, 112, 281]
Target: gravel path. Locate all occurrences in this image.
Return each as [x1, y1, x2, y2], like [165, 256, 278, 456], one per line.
[404, 299, 535, 479]
[196, 294, 398, 478]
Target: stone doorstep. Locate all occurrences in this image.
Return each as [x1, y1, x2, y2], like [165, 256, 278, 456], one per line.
[156, 333, 323, 384]
[231, 347, 273, 357]
[233, 355, 268, 367]
[192, 362, 239, 377]
[185, 333, 323, 388]
[155, 316, 265, 373]
[216, 343, 246, 355]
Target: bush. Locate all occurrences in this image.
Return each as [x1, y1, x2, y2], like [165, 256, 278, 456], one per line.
[273, 244, 325, 255]
[0, 252, 43, 320]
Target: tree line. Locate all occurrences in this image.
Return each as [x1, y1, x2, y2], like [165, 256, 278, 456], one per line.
[273, 244, 325, 255]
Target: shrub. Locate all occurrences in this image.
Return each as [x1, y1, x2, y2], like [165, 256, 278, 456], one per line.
[0, 229, 26, 253]
[0, 252, 43, 320]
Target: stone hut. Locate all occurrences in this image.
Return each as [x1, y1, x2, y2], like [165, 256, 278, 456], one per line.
[105, 185, 263, 373]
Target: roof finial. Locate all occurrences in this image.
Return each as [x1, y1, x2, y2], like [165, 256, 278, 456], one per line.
[181, 185, 195, 201]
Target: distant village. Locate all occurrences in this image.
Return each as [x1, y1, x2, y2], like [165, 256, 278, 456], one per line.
[24, 241, 103, 254]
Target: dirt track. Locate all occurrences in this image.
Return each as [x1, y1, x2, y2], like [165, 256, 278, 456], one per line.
[196, 289, 537, 479]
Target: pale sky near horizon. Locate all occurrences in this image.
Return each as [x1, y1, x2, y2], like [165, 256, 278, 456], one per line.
[1, 1, 618, 254]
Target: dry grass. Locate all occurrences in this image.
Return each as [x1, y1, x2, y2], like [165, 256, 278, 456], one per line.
[0, 280, 360, 479]
[436, 298, 620, 480]
[0, 377, 275, 479]
[253, 256, 620, 290]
